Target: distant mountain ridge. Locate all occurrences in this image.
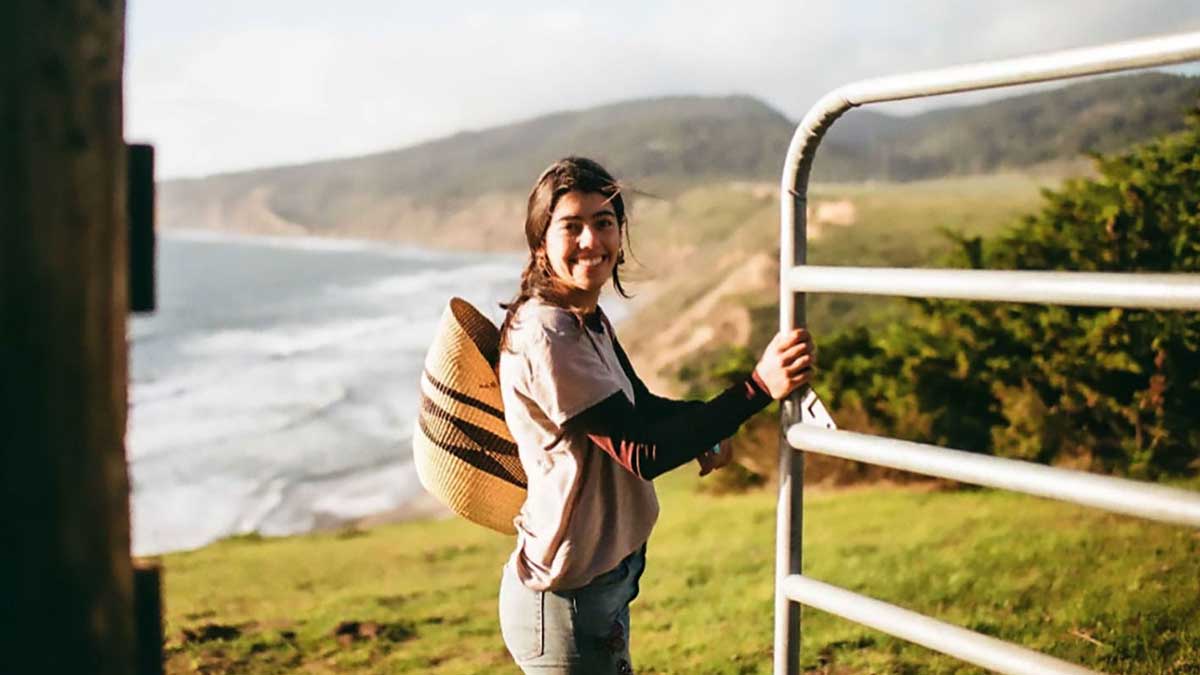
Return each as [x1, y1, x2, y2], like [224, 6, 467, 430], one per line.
[160, 72, 1198, 244]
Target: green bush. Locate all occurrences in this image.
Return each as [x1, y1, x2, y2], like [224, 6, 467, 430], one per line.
[817, 110, 1200, 477]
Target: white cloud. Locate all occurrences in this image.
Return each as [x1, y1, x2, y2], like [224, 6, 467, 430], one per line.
[125, 1, 1200, 178]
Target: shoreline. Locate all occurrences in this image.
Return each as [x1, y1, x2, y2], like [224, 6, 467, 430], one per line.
[160, 226, 520, 262]
[348, 489, 453, 530]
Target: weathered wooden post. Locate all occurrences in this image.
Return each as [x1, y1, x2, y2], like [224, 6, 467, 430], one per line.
[0, 1, 136, 674]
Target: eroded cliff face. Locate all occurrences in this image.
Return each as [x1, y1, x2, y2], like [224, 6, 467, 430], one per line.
[619, 251, 779, 396]
[158, 186, 529, 252]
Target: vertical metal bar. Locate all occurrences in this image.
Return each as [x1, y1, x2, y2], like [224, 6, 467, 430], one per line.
[773, 228, 804, 673]
[776, 94, 852, 675]
[773, 182, 810, 673]
[773, 402, 802, 675]
[773, 158, 799, 674]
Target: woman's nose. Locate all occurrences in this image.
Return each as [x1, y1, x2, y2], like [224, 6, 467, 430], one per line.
[577, 224, 597, 248]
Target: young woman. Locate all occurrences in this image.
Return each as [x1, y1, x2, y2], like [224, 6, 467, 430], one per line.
[496, 157, 814, 674]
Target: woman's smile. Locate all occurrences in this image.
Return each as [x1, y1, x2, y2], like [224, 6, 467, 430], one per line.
[572, 252, 610, 268]
[566, 249, 615, 282]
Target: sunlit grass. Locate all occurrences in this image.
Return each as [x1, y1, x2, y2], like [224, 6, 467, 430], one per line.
[160, 471, 1200, 674]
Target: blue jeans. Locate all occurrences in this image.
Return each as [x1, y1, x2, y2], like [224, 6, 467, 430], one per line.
[499, 546, 646, 674]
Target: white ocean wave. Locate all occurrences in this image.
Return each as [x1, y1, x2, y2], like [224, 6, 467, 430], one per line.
[128, 236, 518, 555]
[182, 315, 435, 359]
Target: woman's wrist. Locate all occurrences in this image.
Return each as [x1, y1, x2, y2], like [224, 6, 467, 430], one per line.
[749, 369, 771, 399]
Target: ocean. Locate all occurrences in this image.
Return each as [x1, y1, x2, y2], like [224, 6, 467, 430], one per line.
[128, 231, 531, 555]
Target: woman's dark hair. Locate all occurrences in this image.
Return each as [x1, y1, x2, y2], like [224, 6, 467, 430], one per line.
[498, 156, 632, 350]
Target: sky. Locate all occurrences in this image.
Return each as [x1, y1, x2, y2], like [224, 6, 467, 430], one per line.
[126, 1, 1200, 179]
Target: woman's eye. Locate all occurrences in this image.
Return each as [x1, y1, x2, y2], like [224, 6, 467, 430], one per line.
[597, 218, 615, 229]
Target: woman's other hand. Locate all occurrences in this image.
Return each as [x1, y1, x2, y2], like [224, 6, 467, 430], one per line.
[698, 438, 734, 477]
[754, 328, 815, 400]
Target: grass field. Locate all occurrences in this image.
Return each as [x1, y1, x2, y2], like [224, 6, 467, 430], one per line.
[159, 470, 1200, 674]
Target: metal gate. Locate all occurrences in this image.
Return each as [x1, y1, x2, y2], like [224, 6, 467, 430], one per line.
[774, 31, 1200, 675]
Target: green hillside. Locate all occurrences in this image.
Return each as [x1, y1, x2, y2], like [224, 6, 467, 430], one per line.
[157, 95, 795, 242]
[158, 72, 1198, 243]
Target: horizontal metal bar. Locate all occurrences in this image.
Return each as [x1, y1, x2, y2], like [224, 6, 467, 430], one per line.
[787, 426, 1200, 528]
[842, 31, 1200, 107]
[781, 31, 1200, 201]
[786, 266, 1200, 310]
[781, 575, 1103, 675]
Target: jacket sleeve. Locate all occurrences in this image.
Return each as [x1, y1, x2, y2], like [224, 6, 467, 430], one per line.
[565, 370, 772, 480]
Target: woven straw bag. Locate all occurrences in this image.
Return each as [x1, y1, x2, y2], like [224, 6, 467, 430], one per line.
[413, 298, 526, 534]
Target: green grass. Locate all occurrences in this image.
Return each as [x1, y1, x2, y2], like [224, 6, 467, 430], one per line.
[806, 173, 1050, 267]
[159, 471, 1200, 674]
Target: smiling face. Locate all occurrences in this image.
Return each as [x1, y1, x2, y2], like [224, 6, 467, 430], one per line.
[543, 190, 622, 308]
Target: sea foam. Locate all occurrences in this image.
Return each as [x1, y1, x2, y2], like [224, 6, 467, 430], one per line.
[128, 233, 521, 554]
